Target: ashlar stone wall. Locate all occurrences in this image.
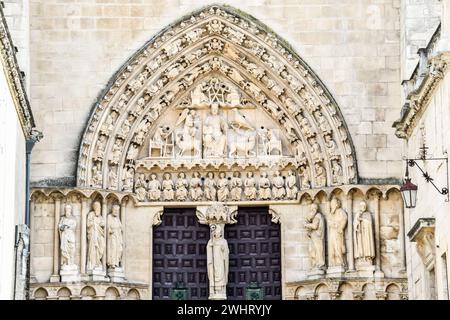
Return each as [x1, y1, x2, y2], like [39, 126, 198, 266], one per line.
[21, 0, 404, 185]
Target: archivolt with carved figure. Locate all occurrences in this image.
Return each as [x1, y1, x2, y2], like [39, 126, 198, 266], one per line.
[76, 5, 358, 198]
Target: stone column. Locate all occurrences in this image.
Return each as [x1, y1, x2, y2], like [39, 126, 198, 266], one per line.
[373, 193, 384, 277]
[102, 197, 108, 273]
[80, 197, 88, 275]
[120, 198, 127, 275]
[346, 192, 355, 271]
[399, 200, 407, 272]
[50, 196, 61, 282]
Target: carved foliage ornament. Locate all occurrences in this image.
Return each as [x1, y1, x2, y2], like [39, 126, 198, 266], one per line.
[76, 5, 358, 191]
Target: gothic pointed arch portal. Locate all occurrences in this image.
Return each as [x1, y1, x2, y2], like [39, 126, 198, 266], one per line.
[76, 5, 358, 202]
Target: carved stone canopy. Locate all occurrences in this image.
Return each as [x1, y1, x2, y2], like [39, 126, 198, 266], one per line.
[76, 4, 358, 194]
[196, 202, 237, 225]
[408, 218, 436, 270]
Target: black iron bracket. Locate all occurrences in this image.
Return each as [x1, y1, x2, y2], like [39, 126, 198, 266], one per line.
[406, 157, 449, 201]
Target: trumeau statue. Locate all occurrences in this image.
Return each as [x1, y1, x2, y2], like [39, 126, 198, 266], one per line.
[217, 172, 230, 202]
[59, 204, 77, 268]
[87, 201, 105, 271]
[328, 198, 347, 269]
[244, 171, 257, 200]
[107, 205, 123, 269]
[230, 171, 243, 201]
[354, 200, 375, 265]
[304, 203, 326, 271]
[162, 173, 175, 201]
[207, 224, 229, 300]
[204, 172, 217, 201]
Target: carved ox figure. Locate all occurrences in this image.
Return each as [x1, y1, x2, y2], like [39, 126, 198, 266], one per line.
[229, 134, 256, 158]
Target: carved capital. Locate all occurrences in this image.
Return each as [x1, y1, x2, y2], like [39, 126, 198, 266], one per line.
[197, 202, 237, 225]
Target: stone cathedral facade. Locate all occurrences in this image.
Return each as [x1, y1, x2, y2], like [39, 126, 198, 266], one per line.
[1, 0, 449, 300]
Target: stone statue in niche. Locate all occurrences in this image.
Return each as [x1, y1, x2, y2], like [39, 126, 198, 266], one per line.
[293, 140, 307, 165]
[244, 171, 257, 200]
[258, 172, 272, 200]
[354, 200, 375, 266]
[304, 203, 326, 271]
[315, 110, 332, 136]
[175, 172, 189, 201]
[87, 201, 105, 271]
[299, 166, 311, 189]
[110, 140, 122, 165]
[272, 171, 286, 200]
[135, 173, 147, 201]
[299, 116, 315, 138]
[108, 167, 118, 189]
[285, 170, 298, 200]
[122, 167, 134, 192]
[207, 224, 229, 300]
[91, 164, 102, 187]
[310, 139, 323, 163]
[162, 173, 175, 201]
[230, 172, 243, 201]
[118, 114, 133, 138]
[284, 97, 302, 116]
[328, 198, 347, 269]
[217, 172, 230, 202]
[100, 112, 117, 136]
[315, 163, 327, 188]
[59, 204, 77, 268]
[126, 144, 138, 163]
[190, 171, 203, 201]
[204, 172, 217, 201]
[332, 160, 343, 185]
[93, 135, 107, 161]
[148, 173, 161, 201]
[325, 135, 339, 159]
[107, 204, 123, 269]
[203, 103, 227, 157]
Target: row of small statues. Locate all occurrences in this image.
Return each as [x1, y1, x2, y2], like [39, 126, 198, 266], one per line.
[304, 199, 375, 272]
[58, 202, 123, 273]
[134, 170, 299, 202]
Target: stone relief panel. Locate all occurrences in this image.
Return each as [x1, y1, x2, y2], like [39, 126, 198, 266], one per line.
[76, 5, 358, 195]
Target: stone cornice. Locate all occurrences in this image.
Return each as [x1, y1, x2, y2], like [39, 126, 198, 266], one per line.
[393, 51, 450, 139]
[0, 5, 37, 139]
[407, 217, 435, 241]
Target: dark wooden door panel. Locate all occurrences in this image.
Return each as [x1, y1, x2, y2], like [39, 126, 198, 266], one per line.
[152, 206, 282, 300]
[152, 208, 209, 300]
[226, 207, 282, 300]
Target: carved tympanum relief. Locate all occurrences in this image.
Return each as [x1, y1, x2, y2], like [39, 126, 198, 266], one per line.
[77, 5, 358, 196]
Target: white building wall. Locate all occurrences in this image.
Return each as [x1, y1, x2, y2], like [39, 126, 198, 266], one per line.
[405, 72, 450, 300]
[0, 62, 27, 299]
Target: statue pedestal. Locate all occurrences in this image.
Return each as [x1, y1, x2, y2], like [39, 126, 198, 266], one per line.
[60, 265, 80, 282]
[89, 267, 108, 281]
[355, 262, 375, 277]
[326, 266, 346, 277]
[307, 268, 325, 280]
[49, 274, 61, 283]
[108, 267, 125, 283]
[209, 293, 227, 300]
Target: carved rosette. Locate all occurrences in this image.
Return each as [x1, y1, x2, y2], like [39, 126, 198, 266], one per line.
[76, 5, 358, 195]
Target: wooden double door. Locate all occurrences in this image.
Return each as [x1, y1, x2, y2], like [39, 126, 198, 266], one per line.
[152, 207, 281, 300]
